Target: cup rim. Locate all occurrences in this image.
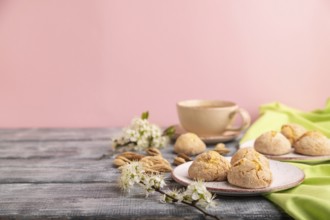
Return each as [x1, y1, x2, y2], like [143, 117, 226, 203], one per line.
[177, 99, 237, 109]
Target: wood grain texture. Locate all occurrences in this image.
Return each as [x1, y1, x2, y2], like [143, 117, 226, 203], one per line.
[0, 183, 289, 220]
[0, 140, 111, 159]
[0, 128, 118, 142]
[0, 128, 292, 220]
[0, 159, 115, 183]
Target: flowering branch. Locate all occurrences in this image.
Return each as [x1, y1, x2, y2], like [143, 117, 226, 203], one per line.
[112, 111, 175, 151]
[156, 187, 220, 220]
[118, 162, 220, 220]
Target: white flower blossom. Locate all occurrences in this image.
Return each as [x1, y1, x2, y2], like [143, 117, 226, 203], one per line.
[160, 188, 183, 203]
[183, 181, 217, 208]
[112, 115, 169, 150]
[142, 174, 166, 197]
[119, 162, 144, 192]
[118, 162, 218, 219]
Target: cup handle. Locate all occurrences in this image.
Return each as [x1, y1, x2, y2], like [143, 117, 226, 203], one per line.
[225, 108, 251, 132]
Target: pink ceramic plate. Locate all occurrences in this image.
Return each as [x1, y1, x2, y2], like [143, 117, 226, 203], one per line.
[172, 125, 241, 144]
[240, 140, 330, 162]
[171, 159, 304, 196]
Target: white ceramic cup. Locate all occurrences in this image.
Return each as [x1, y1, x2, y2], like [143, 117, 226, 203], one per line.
[176, 100, 251, 136]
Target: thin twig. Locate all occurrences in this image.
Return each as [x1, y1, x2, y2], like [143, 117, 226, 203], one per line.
[155, 187, 220, 220]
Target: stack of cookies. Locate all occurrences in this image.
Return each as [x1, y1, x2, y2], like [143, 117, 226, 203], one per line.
[188, 148, 272, 189]
[254, 124, 330, 156]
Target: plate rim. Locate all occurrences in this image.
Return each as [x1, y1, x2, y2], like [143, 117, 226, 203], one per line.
[240, 139, 330, 162]
[171, 160, 305, 196]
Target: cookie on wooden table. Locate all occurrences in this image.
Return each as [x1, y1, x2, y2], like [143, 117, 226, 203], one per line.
[174, 132, 206, 156]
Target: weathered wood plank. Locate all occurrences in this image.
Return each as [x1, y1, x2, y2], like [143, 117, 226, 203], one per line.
[0, 128, 120, 142]
[0, 137, 239, 160]
[0, 128, 291, 219]
[0, 183, 291, 220]
[0, 159, 117, 183]
[0, 140, 112, 159]
[0, 140, 237, 184]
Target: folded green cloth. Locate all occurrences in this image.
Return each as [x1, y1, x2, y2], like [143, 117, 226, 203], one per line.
[241, 99, 330, 144]
[240, 99, 330, 220]
[265, 162, 330, 220]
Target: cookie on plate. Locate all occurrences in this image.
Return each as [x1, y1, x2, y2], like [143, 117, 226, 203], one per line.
[231, 147, 269, 168]
[294, 131, 330, 156]
[281, 123, 307, 145]
[188, 151, 231, 181]
[254, 131, 291, 155]
[227, 157, 272, 189]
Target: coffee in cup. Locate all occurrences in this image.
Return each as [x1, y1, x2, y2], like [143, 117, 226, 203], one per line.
[176, 100, 251, 136]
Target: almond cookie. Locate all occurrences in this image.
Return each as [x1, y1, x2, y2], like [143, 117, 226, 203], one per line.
[294, 131, 330, 156]
[231, 147, 269, 168]
[254, 131, 291, 155]
[188, 151, 231, 182]
[227, 158, 272, 189]
[281, 123, 307, 145]
[174, 132, 206, 156]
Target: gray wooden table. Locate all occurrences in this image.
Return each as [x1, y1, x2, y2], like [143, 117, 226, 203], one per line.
[0, 128, 292, 220]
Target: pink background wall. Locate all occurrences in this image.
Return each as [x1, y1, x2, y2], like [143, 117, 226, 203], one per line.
[0, 0, 329, 127]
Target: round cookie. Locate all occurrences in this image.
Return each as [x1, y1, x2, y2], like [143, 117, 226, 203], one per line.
[294, 131, 330, 156]
[188, 151, 231, 182]
[231, 147, 269, 168]
[281, 123, 307, 145]
[254, 131, 291, 155]
[227, 158, 272, 189]
[174, 133, 206, 156]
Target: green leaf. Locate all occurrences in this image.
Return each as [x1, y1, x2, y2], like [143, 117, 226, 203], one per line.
[141, 111, 149, 120]
[163, 125, 176, 137]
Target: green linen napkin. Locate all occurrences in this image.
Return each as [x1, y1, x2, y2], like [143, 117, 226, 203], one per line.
[241, 99, 330, 144]
[240, 99, 330, 220]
